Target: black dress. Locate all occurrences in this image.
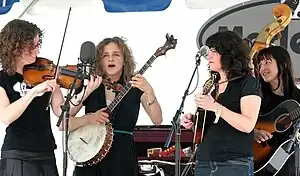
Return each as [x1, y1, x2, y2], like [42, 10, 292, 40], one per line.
[73, 82, 143, 176]
[0, 71, 58, 176]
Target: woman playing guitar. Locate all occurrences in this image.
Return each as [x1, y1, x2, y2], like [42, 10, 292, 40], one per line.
[253, 46, 300, 176]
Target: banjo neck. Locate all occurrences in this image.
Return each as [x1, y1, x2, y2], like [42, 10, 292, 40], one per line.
[103, 34, 177, 118]
[104, 53, 160, 118]
[104, 81, 132, 118]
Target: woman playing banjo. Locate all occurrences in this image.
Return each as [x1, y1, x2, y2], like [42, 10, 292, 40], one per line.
[64, 36, 163, 176]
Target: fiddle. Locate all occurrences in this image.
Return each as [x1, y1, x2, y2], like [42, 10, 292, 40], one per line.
[23, 57, 83, 90]
[23, 57, 120, 92]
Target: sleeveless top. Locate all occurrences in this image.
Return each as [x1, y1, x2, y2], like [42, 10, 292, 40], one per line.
[0, 71, 56, 152]
[77, 82, 143, 175]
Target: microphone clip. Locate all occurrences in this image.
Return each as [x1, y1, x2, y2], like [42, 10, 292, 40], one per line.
[195, 52, 202, 66]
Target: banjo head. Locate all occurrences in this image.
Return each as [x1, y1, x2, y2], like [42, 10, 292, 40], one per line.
[67, 123, 107, 163]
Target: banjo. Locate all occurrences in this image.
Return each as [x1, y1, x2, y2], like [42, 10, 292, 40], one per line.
[67, 34, 177, 166]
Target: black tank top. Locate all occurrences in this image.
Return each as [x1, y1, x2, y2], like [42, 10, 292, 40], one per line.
[0, 71, 56, 152]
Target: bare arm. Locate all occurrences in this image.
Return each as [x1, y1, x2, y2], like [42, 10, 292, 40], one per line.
[59, 108, 109, 131]
[51, 85, 65, 117]
[141, 91, 163, 125]
[216, 95, 261, 133]
[69, 76, 102, 116]
[59, 115, 90, 131]
[0, 86, 38, 125]
[129, 74, 162, 125]
[69, 90, 86, 117]
[58, 90, 89, 131]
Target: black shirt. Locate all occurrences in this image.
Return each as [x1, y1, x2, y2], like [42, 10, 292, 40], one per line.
[255, 87, 300, 176]
[197, 75, 262, 161]
[0, 71, 56, 152]
[260, 91, 300, 115]
[83, 83, 143, 131]
[257, 88, 300, 149]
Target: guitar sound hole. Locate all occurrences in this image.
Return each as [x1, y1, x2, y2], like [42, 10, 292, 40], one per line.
[275, 114, 292, 132]
[261, 141, 267, 147]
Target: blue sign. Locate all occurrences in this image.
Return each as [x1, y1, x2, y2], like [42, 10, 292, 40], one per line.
[102, 0, 172, 12]
[0, 0, 19, 15]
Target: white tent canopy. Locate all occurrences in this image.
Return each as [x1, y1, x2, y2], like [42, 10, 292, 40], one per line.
[0, 0, 251, 17]
[0, 2, 217, 175]
[186, 0, 250, 9]
[1, 1, 299, 175]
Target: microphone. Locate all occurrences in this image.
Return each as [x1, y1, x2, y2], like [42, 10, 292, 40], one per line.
[195, 45, 210, 66]
[196, 45, 210, 59]
[78, 41, 96, 86]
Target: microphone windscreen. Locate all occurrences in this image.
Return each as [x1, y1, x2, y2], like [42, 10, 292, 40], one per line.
[80, 41, 96, 63]
[199, 45, 210, 58]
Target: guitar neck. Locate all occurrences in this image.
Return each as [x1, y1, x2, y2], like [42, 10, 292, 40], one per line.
[105, 55, 158, 116]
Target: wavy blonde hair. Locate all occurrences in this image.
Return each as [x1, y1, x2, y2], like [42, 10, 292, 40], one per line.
[96, 37, 136, 82]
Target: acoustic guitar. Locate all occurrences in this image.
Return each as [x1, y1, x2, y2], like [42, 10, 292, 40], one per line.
[254, 99, 300, 175]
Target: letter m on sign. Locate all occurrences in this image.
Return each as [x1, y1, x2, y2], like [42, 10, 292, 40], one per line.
[218, 26, 243, 38]
[0, 0, 19, 15]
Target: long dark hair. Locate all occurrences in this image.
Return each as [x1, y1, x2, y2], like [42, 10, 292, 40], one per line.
[205, 30, 252, 80]
[253, 46, 299, 98]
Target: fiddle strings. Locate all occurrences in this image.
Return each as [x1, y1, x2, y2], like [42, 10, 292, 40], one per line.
[46, 7, 72, 110]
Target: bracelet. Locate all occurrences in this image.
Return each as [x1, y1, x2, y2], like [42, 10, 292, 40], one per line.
[147, 97, 157, 106]
[215, 103, 222, 119]
[213, 103, 222, 124]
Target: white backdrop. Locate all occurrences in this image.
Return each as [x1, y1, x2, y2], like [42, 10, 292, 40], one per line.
[0, 0, 225, 175]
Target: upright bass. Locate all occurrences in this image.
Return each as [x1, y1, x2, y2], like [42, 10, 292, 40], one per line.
[248, 3, 292, 68]
[249, 2, 296, 175]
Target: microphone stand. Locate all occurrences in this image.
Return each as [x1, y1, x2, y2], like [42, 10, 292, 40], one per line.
[56, 63, 82, 176]
[164, 56, 201, 176]
[295, 122, 300, 176]
[287, 118, 300, 176]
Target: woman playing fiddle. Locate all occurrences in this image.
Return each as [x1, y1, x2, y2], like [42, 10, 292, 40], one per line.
[181, 30, 262, 176]
[0, 19, 65, 176]
[62, 36, 163, 176]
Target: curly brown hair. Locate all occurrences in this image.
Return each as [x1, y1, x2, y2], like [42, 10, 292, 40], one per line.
[0, 19, 43, 75]
[205, 30, 252, 80]
[96, 37, 136, 82]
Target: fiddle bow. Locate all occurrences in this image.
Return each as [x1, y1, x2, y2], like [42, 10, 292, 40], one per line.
[45, 7, 72, 109]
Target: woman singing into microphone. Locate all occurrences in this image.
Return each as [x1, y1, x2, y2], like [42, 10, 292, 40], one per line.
[181, 30, 262, 176]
